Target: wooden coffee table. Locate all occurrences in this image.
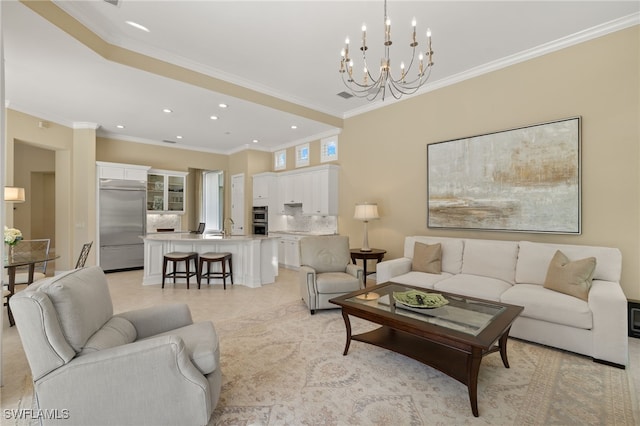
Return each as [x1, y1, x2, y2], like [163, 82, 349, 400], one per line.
[330, 282, 523, 417]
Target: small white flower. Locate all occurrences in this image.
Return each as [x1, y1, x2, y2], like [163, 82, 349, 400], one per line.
[4, 226, 23, 246]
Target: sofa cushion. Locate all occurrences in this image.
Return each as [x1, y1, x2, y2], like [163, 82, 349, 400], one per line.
[316, 272, 360, 294]
[543, 250, 596, 301]
[391, 271, 453, 289]
[412, 242, 442, 274]
[516, 241, 621, 285]
[433, 274, 512, 302]
[500, 284, 592, 329]
[80, 316, 137, 355]
[406, 237, 464, 274]
[152, 321, 220, 375]
[461, 239, 519, 284]
[38, 266, 114, 353]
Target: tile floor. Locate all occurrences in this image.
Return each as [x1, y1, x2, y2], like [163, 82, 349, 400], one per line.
[1, 267, 302, 412]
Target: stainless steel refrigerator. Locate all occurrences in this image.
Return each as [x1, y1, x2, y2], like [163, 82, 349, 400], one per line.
[99, 179, 147, 271]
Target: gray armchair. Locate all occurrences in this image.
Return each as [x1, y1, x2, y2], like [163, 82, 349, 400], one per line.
[299, 235, 363, 314]
[10, 266, 221, 426]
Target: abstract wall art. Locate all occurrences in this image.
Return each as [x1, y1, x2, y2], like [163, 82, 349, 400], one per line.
[427, 117, 581, 234]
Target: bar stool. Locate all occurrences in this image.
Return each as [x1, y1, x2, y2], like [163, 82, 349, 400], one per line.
[162, 252, 199, 289]
[198, 252, 233, 289]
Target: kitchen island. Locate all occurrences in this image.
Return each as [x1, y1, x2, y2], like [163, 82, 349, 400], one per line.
[142, 234, 279, 288]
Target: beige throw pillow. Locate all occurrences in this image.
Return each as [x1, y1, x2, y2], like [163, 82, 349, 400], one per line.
[543, 250, 596, 301]
[412, 242, 442, 274]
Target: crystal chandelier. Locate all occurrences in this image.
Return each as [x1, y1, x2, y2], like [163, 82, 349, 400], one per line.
[339, 0, 434, 101]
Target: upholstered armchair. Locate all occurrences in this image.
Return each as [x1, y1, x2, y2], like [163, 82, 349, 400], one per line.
[299, 235, 363, 314]
[10, 266, 221, 426]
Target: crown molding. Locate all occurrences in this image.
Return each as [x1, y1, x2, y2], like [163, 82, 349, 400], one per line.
[343, 12, 640, 119]
[5, 101, 75, 128]
[73, 122, 99, 130]
[270, 128, 343, 153]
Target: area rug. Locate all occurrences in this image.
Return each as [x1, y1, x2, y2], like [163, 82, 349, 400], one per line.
[211, 301, 636, 425]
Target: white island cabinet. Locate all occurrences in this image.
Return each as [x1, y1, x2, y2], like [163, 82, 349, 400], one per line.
[142, 234, 279, 288]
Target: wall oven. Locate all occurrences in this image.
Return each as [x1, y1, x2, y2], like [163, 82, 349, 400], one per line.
[253, 222, 268, 235]
[252, 206, 268, 235]
[252, 206, 268, 223]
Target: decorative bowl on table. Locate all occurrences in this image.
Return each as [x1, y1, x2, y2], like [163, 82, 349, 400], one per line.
[393, 290, 449, 309]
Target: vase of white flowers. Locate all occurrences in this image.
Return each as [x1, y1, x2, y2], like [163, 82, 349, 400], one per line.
[4, 226, 23, 262]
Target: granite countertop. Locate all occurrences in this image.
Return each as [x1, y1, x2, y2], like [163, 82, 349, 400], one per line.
[268, 231, 337, 236]
[142, 233, 277, 241]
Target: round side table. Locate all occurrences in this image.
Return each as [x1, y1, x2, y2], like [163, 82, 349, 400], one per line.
[350, 248, 387, 283]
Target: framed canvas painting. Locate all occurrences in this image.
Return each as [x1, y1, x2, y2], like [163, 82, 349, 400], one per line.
[427, 117, 581, 234]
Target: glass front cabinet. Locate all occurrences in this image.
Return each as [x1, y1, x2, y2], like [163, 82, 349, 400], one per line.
[147, 170, 188, 213]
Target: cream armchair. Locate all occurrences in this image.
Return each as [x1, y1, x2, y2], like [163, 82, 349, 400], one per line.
[299, 235, 363, 314]
[10, 266, 221, 426]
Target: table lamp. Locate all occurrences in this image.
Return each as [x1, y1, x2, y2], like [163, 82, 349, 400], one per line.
[354, 203, 379, 252]
[4, 187, 25, 203]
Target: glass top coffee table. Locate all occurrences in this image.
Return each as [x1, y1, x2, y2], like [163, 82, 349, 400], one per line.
[330, 282, 523, 417]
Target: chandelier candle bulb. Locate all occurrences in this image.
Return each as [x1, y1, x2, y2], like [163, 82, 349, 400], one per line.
[411, 17, 417, 45]
[362, 24, 367, 49]
[385, 18, 391, 44]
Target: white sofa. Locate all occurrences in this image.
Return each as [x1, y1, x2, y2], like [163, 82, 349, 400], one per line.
[376, 236, 628, 367]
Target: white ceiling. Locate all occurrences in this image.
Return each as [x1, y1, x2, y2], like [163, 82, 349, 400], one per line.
[3, 1, 639, 154]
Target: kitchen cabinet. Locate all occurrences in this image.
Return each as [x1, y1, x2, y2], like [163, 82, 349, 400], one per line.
[252, 172, 276, 207]
[147, 169, 188, 213]
[272, 232, 302, 268]
[302, 167, 338, 216]
[97, 161, 149, 182]
[278, 173, 306, 208]
[276, 165, 338, 215]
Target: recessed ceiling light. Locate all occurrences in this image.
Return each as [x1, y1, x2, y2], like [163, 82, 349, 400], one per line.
[125, 21, 150, 32]
[210, 115, 219, 120]
[218, 103, 228, 108]
[176, 136, 183, 139]
[116, 125, 125, 129]
[162, 108, 172, 113]
[291, 125, 298, 129]
[252, 139, 259, 143]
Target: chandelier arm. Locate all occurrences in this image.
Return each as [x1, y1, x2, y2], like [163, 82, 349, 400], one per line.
[386, 66, 433, 96]
[341, 73, 385, 98]
[386, 45, 418, 84]
[343, 72, 384, 91]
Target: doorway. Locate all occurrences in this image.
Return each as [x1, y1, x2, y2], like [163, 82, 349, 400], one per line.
[231, 173, 244, 235]
[202, 170, 224, 232]
[30, 171, 56, 246]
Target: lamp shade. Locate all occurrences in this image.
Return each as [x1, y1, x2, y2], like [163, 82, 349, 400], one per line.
[354, 203, 379, 221]
[4, 187, 25, 203]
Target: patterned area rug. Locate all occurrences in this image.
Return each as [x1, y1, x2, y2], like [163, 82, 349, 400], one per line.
[211, 301, 636, 425]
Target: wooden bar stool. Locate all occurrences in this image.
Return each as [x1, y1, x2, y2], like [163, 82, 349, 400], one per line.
[162, 252, 199, 289]
[198, 252, 233, 289]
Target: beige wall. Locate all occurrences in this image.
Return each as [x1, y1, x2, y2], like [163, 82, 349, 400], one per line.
[6, 109, 76, 270]
[13, 143, 55, 243]
[338, 26, 640, 299]
[5, 26, 638, 299]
